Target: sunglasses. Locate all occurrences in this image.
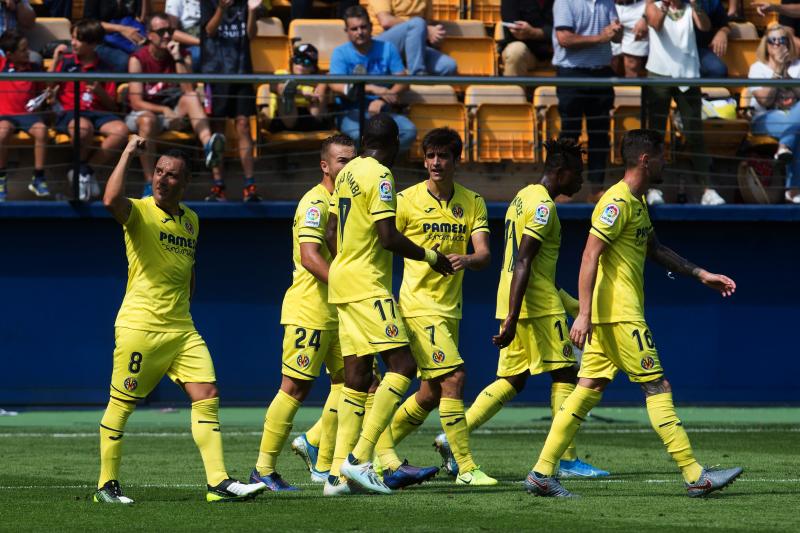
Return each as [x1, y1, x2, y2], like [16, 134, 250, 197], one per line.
[293, 55, 316, 67]
[152, 27, 174, 38]
[767, 36, 788, 46]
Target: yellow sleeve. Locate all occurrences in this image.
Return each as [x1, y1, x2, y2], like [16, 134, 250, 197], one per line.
[395, 191, 408, 232]
[471, 194, 490, 235]
[589, 200, 629, 244]
[297, 195, 327, 245]
[369, 170, 397, 222]
[123, 198, 144, 231]
[521, 200, 554, 243]
[329, 187, 339, 217]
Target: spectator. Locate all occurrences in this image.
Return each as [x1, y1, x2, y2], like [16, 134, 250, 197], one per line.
[291, 0, 357, 20]
[644, 0, 725, 205]
[499, 0, 553, 77]
[127, 13, 225, 198]
[165, 0, 202, 70]
[0, 0, 35, 34]
[329, 5, 416, 151]
[552, 0, 621, 202]
[748, 23, 800, 203]
[756, 2, 800, 51]
[611, 0, 649, 78]
[368, 0, 457, 76]
[84, 0, 150, 73]
[0, 29, 49, 201]
[201, 0, 259, 202]
[727, 0, 740, 17]
[269, 43, 331, 133]
[695, 0, 730, 78]
[51, 19, 130, 202]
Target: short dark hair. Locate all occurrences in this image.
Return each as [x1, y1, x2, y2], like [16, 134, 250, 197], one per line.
[72, 19, 105, 46]
[543, 138, 583, 175]
[621, 129, 664, 169]
[161, 148, 191, 179]
[421, 127, 462, 161]
[0, 29, 24, 55]
[361, 113, 399, 150]
[343, 5, 370, 23]
[147, 12, 172, 32]
[320, 133, 355, 159]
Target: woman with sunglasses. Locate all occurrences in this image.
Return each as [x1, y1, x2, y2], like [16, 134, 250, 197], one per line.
[748, 23, 800, 203]
[267, 43, 330, 133]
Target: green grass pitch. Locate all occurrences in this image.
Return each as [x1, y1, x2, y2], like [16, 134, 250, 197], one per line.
[1, 406, 797, 532]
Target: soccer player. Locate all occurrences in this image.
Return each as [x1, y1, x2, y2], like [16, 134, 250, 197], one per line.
[249, 134, 356, 491]
[323, 114, 454, 496]
[525, 129, 742, 498]
[372, 127, 497, 487]
[96, 135, 267, 504]
[432, 139, 608, 479]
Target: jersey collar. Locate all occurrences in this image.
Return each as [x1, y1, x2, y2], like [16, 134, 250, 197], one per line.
[425, 182, 456, 206]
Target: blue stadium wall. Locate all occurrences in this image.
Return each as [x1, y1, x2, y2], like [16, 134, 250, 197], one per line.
[2, 202, 799, 406]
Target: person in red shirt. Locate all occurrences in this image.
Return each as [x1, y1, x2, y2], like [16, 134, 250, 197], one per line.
[0, 29, 50, 201]
[127, 12, 224, 198]
[51, 19, 130, 202]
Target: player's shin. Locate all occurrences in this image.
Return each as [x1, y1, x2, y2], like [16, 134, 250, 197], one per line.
[330, 387, 368, 477]
[551, 382, 578, 461]
[390, 393, 432, 445]
[351, 373, 411, 463]
[191, 397, 228, 486]
[534, 386, 602, 476]
[305, 416, 323, 448]
[465, 379, 517, 431]
[440, 398, 477, 473]
[256, 390, 301, 476]
[646, 392, 703, 483]
[98, 396, 136, 487]
[316, 383, 343, 472]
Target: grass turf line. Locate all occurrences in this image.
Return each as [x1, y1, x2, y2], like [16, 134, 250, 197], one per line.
[0, 406, 797, 532]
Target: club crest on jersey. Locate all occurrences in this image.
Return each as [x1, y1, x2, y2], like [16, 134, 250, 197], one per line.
[123, 377, 138, 391]
[385, 324, 399, 338]
[379, 179, 393, 202]
[304, 206, 321, 228]
[534, 204, 550, 225]
[432, 350, 446, 363]
[599, 204, 620, 226]
[451, 204, 464, 219]
[184, 220, 194, 235]
[640, 356, 656, 370]
[563, 344, 572, 358]
[296, 353, 311, 369]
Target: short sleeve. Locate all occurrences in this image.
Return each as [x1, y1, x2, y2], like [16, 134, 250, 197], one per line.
[369, 169, 397, 222]
[589, 200, 628, 244]
[395, 192, 408, 232]
[471, 195, 490, 235]
[553, 0, 574, 31]
[329, 46, 347, 75]
[522, 200, 554, 242]
[329, 187, 339, 217]
[124, 198, 145, 229]
[385, 42, 406, 74]
[297, 196, 327, 244]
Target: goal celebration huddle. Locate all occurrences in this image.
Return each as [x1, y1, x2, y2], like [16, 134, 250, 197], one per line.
[95, 115, 742, 504]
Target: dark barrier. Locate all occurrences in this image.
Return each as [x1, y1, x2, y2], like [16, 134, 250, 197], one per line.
[1, 202, 798, 405]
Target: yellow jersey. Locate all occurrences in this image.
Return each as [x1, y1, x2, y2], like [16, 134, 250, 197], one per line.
[281, 183, 338, 330]
[328, 156, 397, 303]
[115, 196, 198, 332]
[588, 180, 652, 324]
[496, 184, 563, 319]
[396, 181, 489, 319]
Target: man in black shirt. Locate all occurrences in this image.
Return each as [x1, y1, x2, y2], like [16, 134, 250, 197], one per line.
[499, 0, 554, 76]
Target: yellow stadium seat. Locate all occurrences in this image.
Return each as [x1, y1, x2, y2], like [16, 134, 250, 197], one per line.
[464, 84, 526, 107]
[289, 19, 348, 72]
[472, 104, 535, 162]
[722, 39, 759, 79]
[439, 37, 496, 75]
[400, 85, 459, 105]
[469, 0, 501, 24]
[408, 103, 468, 160]
[439, 19, 486, 37]
[254, 84, 338, 153]
[743, 0, 779, 31]
[610, 87, 642, 165]
[431, 0, 463, 21]
[250, 35, 292, 73]
[256, 17, 286, 36]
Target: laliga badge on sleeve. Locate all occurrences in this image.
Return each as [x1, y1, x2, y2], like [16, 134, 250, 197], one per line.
[304, 206, 322, 227]
[599, 204, 620, 226]
[534, 204, 550, 225]
[379, 179, 393, 202]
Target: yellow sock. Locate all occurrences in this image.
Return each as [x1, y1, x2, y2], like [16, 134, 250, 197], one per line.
[646, 392, 703, 483]
[330, 387, 367, 477]
[534, 386, 602, 476]
[256, 390, 301, 476]
[364, 392, 375, 419]
[551, 382, 578, 461]
[558, 288, 580, 319]
[98, 396, 136, 488]
[316, 383, 342, 472]
[375, 426, 403, 471]
[440, 397, 477, 473]
[465, 378, 517, 431]
[352, 373, 411, 463]
[390, 393, 432, 446]
[191, 398, 228, 486]
[305, 416, 323, 448]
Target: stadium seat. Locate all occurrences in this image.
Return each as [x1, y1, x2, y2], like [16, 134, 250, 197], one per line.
[408, 103, 468, 160]
[722, 39, 759, 78]
[439, 37, 497, 75]
[696, 87, 748, 157]
[729, 21, 759, 40]
[400, 84, 459, 105]
[743, 0, 779, 31]
[254, 84, 338, 154]
[469, 0, 501, 24]
[439, 19, 486, 38]
[72, 0, 83, 20]
[256, 17, 287, 36]
[431, 0, 463, 21]
[288, 19, 348, 72]
[25, 18, 71, 56]
[465, 85, 533, 162]
[250, 35, 292, 73]
[609, 87, 642, 165]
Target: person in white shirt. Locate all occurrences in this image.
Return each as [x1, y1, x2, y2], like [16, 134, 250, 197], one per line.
[612, 0, 649, 77]
[748, 22, 800, 203]
[643, 0, 725, 206]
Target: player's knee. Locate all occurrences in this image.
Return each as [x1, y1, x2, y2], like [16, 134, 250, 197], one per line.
[185, 382, 218, 402]
[440, 367, 466, 398]
[550, 365, 578, 384]
[389, 353, 417, 379]
[578, 377, 610, 392]
[280, 375, 312, 402]
[503, 372, 528, 393]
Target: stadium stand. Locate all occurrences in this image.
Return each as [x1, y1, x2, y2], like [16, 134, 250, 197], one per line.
[722, 38, 759, 78]
[464, 84, 534, 162]
[469, 0, 501, 24]
[288, 19, 347, 72]
[439, 36, 496, 75]
[406, 85, 466, 159]
[251, 18, 292, 74]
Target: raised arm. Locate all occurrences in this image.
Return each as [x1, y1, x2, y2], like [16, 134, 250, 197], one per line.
[104, 136, 145, 223]
[300, 242, 331, 284]
[645, 0, 667, 32]
[205, 0, 231, 37]
[493, 234, 541, 348]
[690, 0, 711, 32]
[570, 234, 607, 349]
[375, 217, 454, 275]
[647, 231, 736, 297]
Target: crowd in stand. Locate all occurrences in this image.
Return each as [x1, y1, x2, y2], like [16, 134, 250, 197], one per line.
[0, 0, 798, 204]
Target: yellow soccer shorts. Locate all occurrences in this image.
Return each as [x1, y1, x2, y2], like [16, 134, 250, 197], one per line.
[405, 315, 464, 380]
[281, 325, 343, 381]
[109, 327, 216, 400]
[497, 315, 576, 377]
[336, 295, 410, 357]
[579, 321, 664, 383]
